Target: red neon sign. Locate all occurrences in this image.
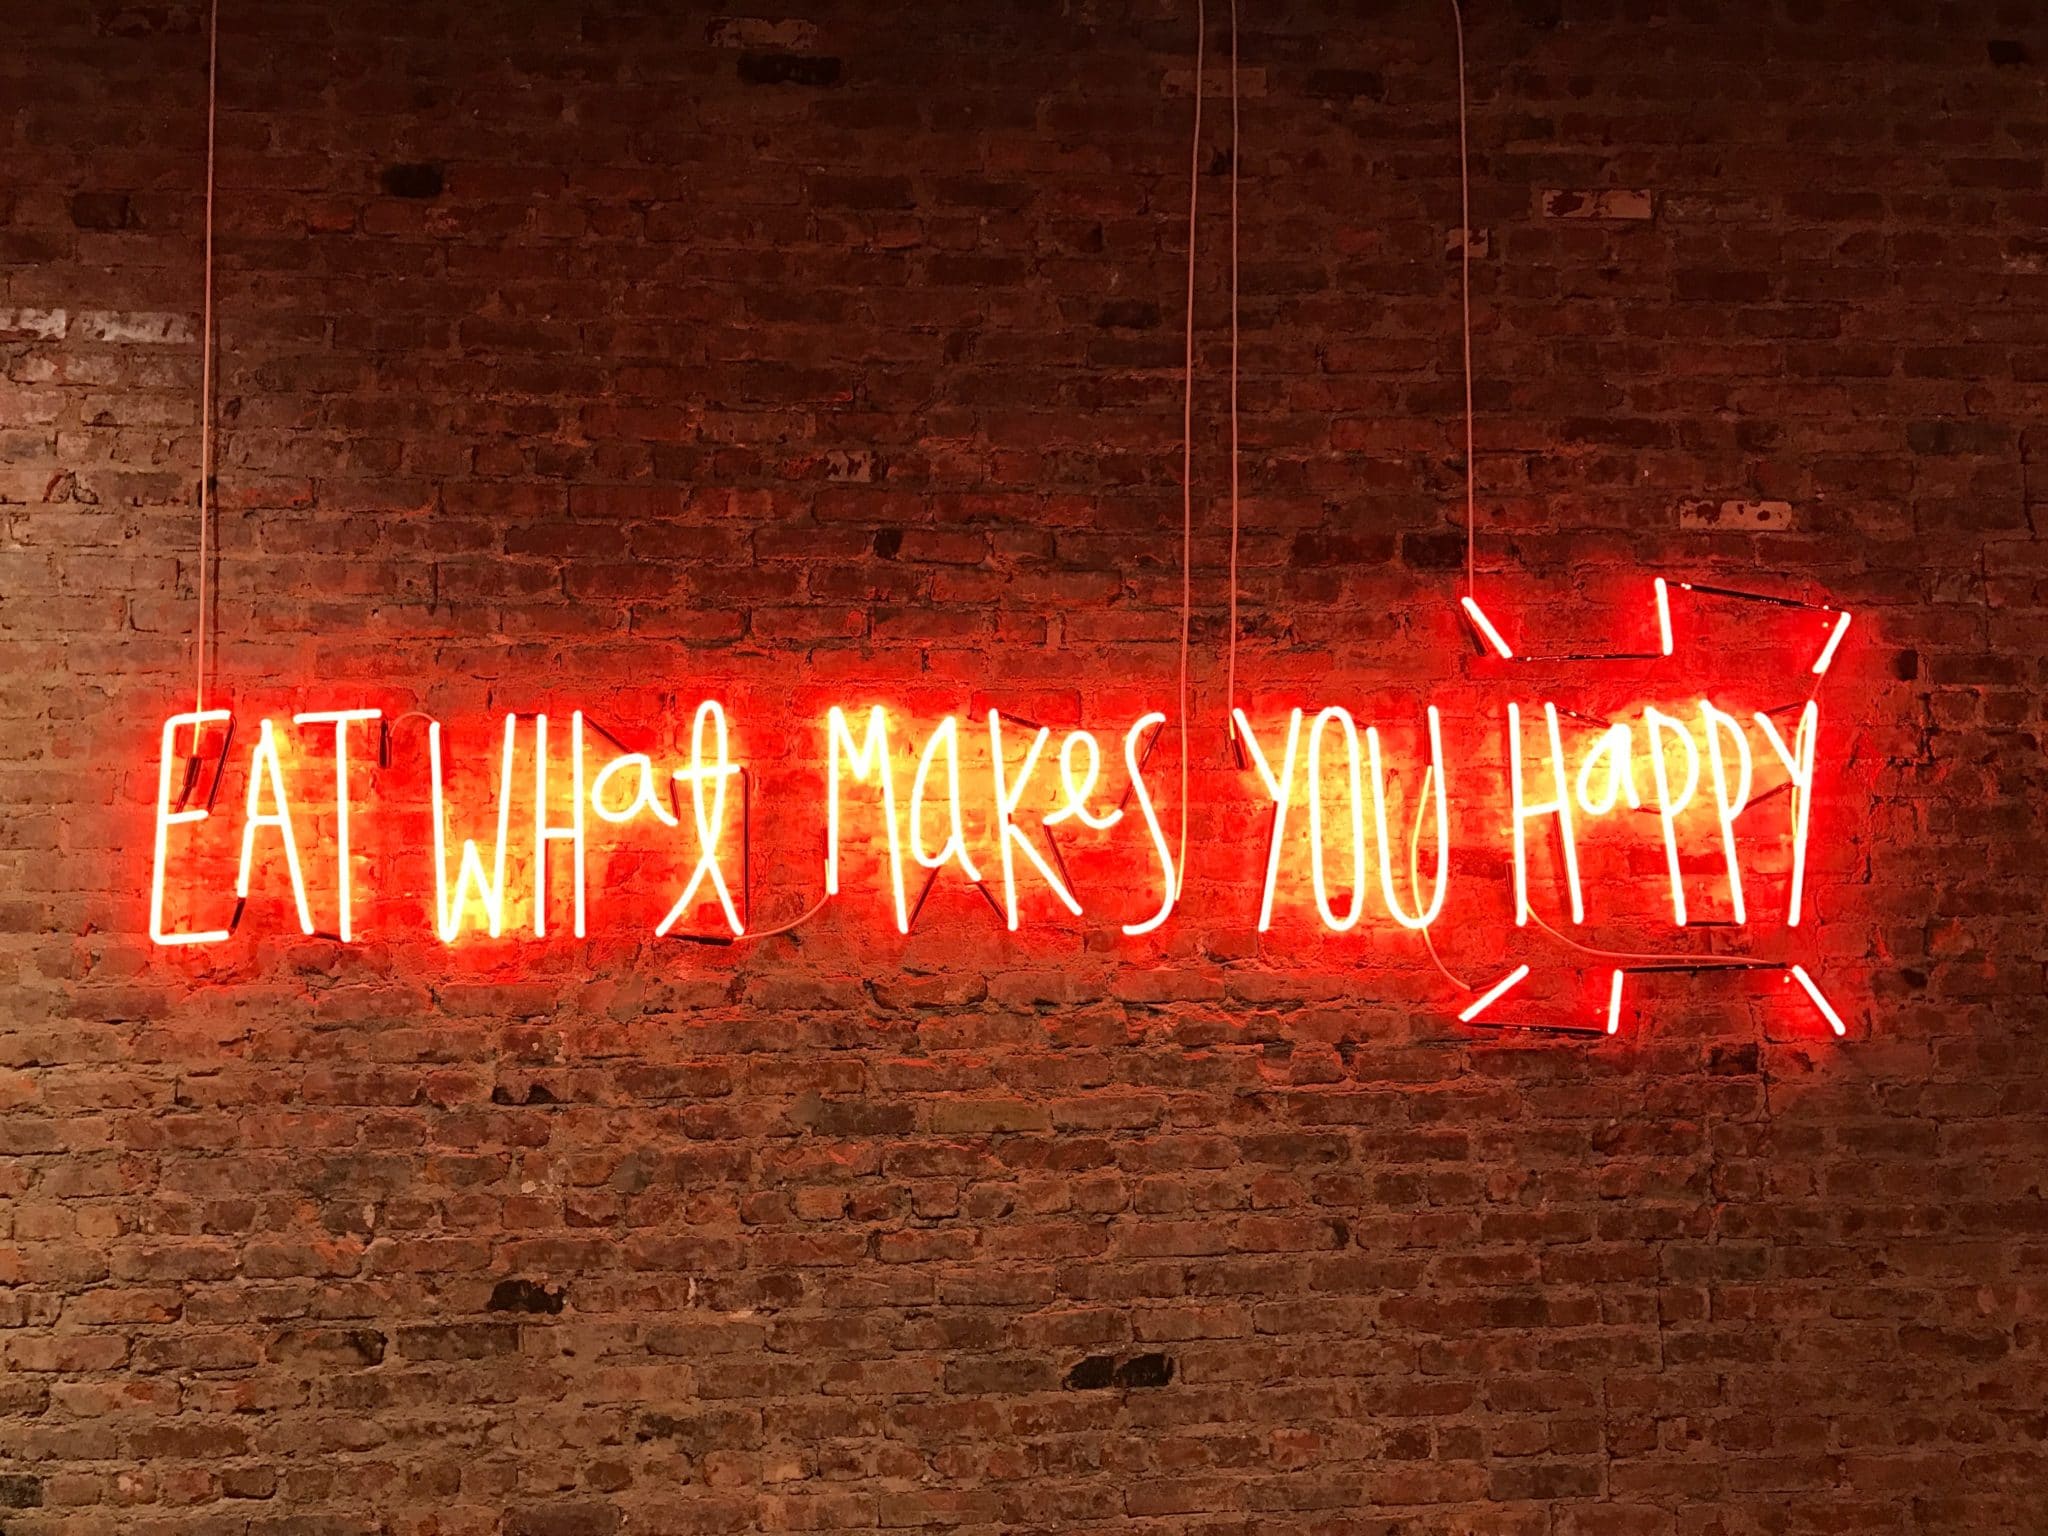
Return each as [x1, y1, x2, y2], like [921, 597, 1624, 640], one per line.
[147, 585, 1857, 1040]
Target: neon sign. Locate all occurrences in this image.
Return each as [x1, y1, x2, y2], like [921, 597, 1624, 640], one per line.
[148, 590, 1858, 1040]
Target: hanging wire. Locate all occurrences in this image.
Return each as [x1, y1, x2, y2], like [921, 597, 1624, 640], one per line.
[1449, 0, 1476, 598]
[1414, 1, 1482, 992]
[1430, 4, 1821, 1020]
[1224, 0, 1241, 732]
[1175, 0, 1205, 896]
[192, 0, 221, 748]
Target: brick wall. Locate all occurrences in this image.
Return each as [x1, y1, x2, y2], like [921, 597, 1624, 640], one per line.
[4, 0, 2046, 1531]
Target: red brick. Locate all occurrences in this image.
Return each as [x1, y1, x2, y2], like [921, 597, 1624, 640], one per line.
[2, 4, 2041, 1533]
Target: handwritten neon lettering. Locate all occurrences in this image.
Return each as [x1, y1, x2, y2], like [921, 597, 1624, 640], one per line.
[1605, 968, 1626, 1034]
[430, 716, 518, 942]
[988, 710, 1082, 930]
[906, 714, 980, 883]
[591, 752, 679, 828]
[150, 710, 233, 946]
[235, 717, 315, 935]
[533, 712, 587, 939]
[1233, 706, 1303, 932]
[1755, 702, 1818, 927]
[655, 701, 744, 938]
[1642, 706, 1700, 926]
[1574, 723, 1640, 817]
[1699, 701, 1753, 925]
[1654, 577, 1674, 657]
[1367, 707, 1449, 931]
[1306, 707, 1368, 932]
[826, 707, 909, 933]
[1047, 730, 1122, 831]
[1119, 713, 1176, 936]
[1507, 702, 1584, 926]
[293, 709, 381, 942]
[143, 673, 1843, 993]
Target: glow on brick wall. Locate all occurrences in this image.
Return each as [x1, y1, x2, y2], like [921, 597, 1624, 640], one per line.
[141, 586, 1861, 1039]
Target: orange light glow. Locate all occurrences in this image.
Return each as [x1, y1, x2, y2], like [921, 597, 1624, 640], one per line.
[1232, 705, 1303, 933]
[141, 617, 1849, 1027]
[429, 715, 518, 942]
[826, 706, 909, 934]
[1699, 700, 1753, 925]
[1573, 723, 1641, 817]
[1754, 702, 1818, 927]
[1367, 707, 1449, 931]
[1787, 963, 1846, 1036]
[234, 717, 315, 935]
[907, 714, 982, 883]
[1812, 611, 1852, 676]
[655, 700, 744, 938]
[532, 712, 587, 939]
[1046, 730, 1123, 831]
[591, 752, 679, 828]
[1120, 712, 1177, 936]
[150, 709, 233, 946]
[1642, 706, 1700, 926]
[988, 709, 1082, 931]
[1460, 596, 1514, 658]
[293, 708, 381, 942]
[1458, 964, 1530, 1024]
[1507, 702, 1584, 926]
[1306, 707, 1369, 932]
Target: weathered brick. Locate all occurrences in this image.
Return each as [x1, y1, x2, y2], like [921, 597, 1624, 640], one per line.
[2, 5, 2042, 1534]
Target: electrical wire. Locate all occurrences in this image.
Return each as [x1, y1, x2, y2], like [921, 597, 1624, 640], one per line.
[747, 2, 1219, 938]
[1449, 0, 1475, 598]
[1433, 8, 1810, 1010]
[1524, 907, 1777, 970]
[1224, 0, 1241, 732]
[1175, 0, 1204, 896]
[739, 892, 832, 941]
[193, 0, 220, 747]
